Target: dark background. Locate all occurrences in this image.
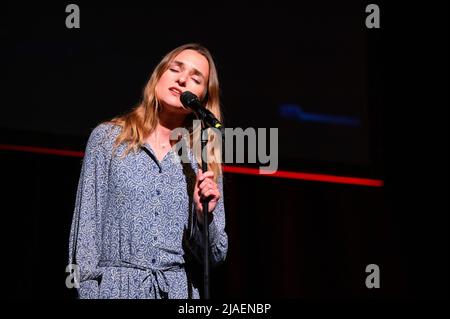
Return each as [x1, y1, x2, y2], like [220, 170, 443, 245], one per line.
[2, 1, 448, 300]
[5, 1, 371, 167]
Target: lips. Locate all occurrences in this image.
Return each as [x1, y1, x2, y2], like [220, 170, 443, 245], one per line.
[169, 87, 182, 95]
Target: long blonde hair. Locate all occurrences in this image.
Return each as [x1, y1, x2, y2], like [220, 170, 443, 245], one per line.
[108, 43, 223, 179]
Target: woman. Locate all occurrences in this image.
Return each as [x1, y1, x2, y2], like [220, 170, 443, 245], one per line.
[68, 43, 228, 299]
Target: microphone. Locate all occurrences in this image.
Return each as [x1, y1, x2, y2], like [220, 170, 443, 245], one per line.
[180, 91, 223, 130]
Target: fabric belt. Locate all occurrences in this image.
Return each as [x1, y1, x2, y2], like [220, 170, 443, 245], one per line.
[98, 260, 184, 299]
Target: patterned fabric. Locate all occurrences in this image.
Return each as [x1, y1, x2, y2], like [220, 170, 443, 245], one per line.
[68, 123, 228, 299]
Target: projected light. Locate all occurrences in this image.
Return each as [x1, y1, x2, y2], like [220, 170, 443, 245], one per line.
[279, 104, 360, 127]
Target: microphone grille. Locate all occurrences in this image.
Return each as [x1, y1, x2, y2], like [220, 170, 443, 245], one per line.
[180, 91, 198, 107]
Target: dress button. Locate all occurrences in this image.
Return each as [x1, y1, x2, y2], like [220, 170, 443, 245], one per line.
[154, 236, 157, 241]
[156, 190, 160, 195]
[151, 258, 156, 264]
[155, 212, 159, 216]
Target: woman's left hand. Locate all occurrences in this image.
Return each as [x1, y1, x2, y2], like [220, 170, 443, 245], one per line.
[194, 169, 220, 222]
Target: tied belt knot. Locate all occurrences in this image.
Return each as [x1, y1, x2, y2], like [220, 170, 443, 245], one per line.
[98, 259, 183, 299]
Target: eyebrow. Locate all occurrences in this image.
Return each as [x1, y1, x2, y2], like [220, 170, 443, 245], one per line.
[171, 60, 206, 80]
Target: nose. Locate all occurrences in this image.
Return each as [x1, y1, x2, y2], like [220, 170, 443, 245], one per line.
[177, 72, 187, 86]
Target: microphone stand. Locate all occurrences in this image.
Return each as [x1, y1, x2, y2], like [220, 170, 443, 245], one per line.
[180, 91, 223, 300]
[200, 123, 211, 299]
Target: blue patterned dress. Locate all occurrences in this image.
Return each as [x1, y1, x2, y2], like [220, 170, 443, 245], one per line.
[68, 123, 228, 299]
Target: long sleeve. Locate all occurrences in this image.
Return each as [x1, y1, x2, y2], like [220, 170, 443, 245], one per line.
[190, 174, 228, 266]
[68, 124, 112, 298]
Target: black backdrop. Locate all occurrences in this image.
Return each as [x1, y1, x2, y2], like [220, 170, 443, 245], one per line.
[5, 1, 372, 167]
[2, 1, 448, 301]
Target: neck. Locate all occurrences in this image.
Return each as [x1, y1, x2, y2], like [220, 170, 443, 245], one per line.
[151, 108, 187, 145]
[158, 107, 186, 132]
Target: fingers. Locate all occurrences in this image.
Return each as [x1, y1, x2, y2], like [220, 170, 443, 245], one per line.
[197, 169, 216, 191]
[199, 178, 216, 191]
[203, 187, 220, 200]
[196, 168, 220, 203]
[198, 181, 219, 197]
[195, 169, 220, 214]
[197, 169, 214, 182]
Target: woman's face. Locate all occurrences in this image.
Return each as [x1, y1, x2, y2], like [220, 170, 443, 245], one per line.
[155, 49, 210, 114]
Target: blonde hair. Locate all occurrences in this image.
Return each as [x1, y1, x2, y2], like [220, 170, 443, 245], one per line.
[107, 43, 223, 179]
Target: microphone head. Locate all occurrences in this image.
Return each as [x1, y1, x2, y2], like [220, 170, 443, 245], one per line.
[180, 91, 199, 109]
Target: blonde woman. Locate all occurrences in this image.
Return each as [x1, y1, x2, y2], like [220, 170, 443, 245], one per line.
[68, 43, 228, 299]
